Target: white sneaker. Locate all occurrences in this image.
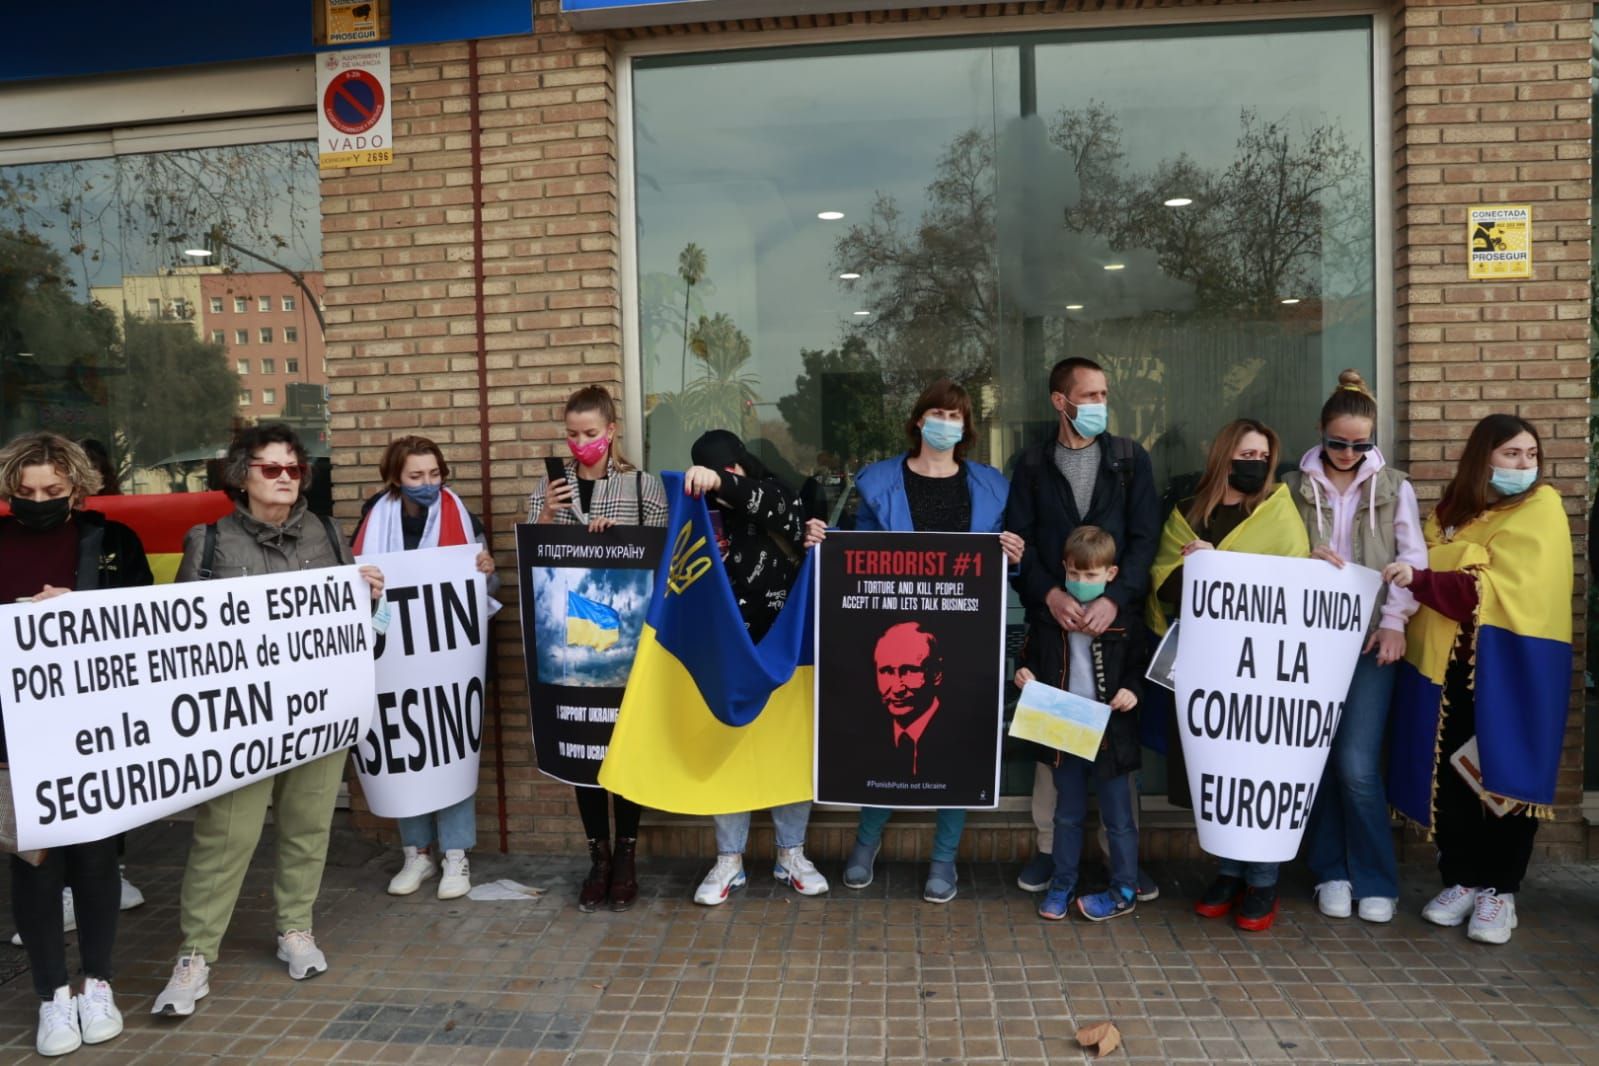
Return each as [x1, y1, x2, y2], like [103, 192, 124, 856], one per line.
[1357, 896, 1396, 924]
[1421, 884, 1478, 927]
[13, 888, 75, 947]
[76, 977, 123, 1044]
[774, 845, 829, 897]
[437, 850, 471, 900]
[1467, 889, 1517, 945]
[152, 953, 209, 1017]
[386, 847, 437, 896]
[276, 930, 328, 980]
[1314, 880, 1352, 919]
[37, 986, 81, 1056]
[693, 854, 746, 905]
[119, 869, 144, 911]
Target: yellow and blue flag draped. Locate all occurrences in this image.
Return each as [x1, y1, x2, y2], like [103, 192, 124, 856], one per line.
[566, 590, 621, 652]
[1389, 485, 1574, 826]
[597, 471, 814, 815]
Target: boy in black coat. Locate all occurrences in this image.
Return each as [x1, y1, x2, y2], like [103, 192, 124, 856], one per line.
[1014, 526, 1146, 922]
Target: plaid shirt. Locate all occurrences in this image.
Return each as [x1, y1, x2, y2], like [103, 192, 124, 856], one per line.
[527, 456, 667, 528]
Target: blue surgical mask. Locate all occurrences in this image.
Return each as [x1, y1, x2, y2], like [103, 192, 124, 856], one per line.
[401, 482, 442, 508]
[1069, 402, 1107, 439]
[1489, 465, 1536, 497]
[920, 416, 964, 453]
[1064, 579, 1106, 603]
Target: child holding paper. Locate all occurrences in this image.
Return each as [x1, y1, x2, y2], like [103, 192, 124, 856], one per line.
[1014, 526, 1145, 922]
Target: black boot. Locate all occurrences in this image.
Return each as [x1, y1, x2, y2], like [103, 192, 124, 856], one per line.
[579, 839, 611, 913]
[609, 837, 638, 912]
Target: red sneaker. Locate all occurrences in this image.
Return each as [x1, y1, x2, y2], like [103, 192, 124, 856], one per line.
[1233, 885, 1279, 931]
[1193, 875, 1245, 919]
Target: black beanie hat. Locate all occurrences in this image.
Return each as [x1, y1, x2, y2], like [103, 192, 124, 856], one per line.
[692, 429, 751, 473]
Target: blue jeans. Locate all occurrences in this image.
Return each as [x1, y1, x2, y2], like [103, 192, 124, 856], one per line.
[855, 807, 966, 862]
[714, 802, 813, 855]
[1217, 859, 1278, 888]
[1050, 761, 1137, 893]
[397, 795, 477, 853]
[1303, 650, 1400, 898]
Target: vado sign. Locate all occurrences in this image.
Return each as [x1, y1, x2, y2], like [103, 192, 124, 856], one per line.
[0, 568, 377, 850]
[317, 48, 393, 169]
[1174, 551, 1381, 862]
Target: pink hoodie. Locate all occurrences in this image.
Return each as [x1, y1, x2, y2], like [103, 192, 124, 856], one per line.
[1298, 446, 1427, 633]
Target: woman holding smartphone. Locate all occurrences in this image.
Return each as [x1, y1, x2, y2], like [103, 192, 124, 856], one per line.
[529, 386, 666, 912]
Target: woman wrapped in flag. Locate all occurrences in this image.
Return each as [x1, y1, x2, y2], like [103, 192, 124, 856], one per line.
[354, 436, 498, 903]
[529, 385, 667, 913]
[1382, 414, 1573, 946]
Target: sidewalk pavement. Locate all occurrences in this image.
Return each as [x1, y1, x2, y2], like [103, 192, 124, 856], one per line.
[2, 819, 1597, 1064]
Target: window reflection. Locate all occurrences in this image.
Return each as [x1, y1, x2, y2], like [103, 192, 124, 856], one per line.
[633, 19, 1376, 494]
[0, 142, 326, 496]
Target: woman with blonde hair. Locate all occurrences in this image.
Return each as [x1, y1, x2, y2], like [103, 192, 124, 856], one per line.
[0, 432, 152, 1055]
[1148, 418, 1309, 931]
[529, 386, 666, 912]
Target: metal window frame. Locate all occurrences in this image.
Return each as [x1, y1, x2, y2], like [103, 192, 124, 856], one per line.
[616, 1, 1395, 465]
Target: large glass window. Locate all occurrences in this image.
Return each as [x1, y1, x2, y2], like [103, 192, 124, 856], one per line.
[0, 142, 326, 496]
[633, 18, 1376, 496]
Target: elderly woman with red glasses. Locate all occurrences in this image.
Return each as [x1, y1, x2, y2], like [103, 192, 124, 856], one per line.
[153, 423, 383, 1020]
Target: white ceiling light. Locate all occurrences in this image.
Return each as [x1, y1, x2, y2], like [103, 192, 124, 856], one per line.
[852, 310, 871, 316]
[1163, 197, 1193, 208]
[183, 248, 213, 258]
[1103, 263, 1126, 272]
[838, 272, 861, 280]
[1065, 304, 1084, 311]
[817, 211, 845, 221]
[1280, 297, 1301, 305]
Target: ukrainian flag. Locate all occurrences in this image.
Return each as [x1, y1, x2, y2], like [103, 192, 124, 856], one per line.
[598, 471, 814, 815]
[1389, 485, 1573, 826]
[566, 590, 621, 652]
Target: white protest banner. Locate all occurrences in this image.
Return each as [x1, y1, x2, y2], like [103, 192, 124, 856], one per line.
[1175, 551, 1381, 862]
[351, 544, 492, 818]
[1, 567, 376, 851]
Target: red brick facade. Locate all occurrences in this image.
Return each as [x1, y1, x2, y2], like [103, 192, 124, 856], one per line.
[322, 1, 1592, 860]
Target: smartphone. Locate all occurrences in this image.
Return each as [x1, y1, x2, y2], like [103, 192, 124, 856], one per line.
[543, 456, 567, 486]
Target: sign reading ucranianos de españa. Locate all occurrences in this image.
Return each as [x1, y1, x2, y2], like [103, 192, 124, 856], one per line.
[1468, 204, 1531, 280]
[316, 48, 393, 169]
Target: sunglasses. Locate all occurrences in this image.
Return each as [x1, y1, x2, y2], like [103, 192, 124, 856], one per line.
[249, 462, 309, 480]
[1323, 438, 1376, 454]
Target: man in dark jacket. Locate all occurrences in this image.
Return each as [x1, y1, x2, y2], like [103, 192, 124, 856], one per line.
[1004, 357, 1161, 897]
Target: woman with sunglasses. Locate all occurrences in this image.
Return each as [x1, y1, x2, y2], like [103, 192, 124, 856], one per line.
[154, 424, 384, 1020]
[1281, 370, 1426, 925]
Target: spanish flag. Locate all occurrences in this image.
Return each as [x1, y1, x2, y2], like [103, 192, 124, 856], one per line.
[1, 491, 234, 584]
[598, 472, 815, 815]
[566, 590, 621, 652]
[1389, 485, 1573, 826]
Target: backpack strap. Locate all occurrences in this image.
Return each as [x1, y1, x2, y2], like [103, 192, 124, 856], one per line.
[635, 470, 644, 527]
[1109, 435, 1136, 492]
[199, 523, 219, 579]
[318, 513, 344, 560]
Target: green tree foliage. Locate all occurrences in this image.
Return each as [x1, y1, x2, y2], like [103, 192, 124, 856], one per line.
[775, 336, 902, 466]
[672, 311, 759, 435]
[118, 315, 238, 468]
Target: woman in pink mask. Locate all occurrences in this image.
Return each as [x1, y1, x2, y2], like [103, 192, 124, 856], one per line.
[529, 386, 666, 912]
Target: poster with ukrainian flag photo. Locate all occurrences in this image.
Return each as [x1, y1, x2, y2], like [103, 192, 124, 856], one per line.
[516, 524, 665, 786]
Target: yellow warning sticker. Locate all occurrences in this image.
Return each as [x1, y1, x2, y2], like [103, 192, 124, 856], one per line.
[1467, 204, 1531, 280]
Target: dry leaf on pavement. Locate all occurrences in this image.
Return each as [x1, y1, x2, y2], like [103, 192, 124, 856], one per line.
[1075, 1020, 1122, 1058]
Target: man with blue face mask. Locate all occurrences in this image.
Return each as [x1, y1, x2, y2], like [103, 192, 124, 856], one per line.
[1004, 357, 1161, 898]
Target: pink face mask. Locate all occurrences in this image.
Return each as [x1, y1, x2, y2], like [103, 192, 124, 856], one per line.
[568, 436, 610, 467]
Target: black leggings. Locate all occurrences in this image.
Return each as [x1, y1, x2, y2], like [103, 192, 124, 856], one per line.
[12, 838, 120, 1000]
[574, 787, 640, 843]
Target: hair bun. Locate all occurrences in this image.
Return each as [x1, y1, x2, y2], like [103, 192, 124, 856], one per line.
[1337, 369, 1368, 393]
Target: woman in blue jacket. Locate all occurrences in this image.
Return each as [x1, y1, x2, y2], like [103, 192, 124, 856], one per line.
[805, 378, 1022, 902]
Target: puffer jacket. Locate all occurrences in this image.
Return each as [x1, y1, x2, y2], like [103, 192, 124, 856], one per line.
[176, 499, 351, 582]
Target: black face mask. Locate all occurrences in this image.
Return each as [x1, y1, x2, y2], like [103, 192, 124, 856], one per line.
[1227, 459, 1269, 496]
[10, 496, 72, 532]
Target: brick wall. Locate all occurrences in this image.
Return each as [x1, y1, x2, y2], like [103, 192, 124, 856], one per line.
[322, 0, 1593, 861]
[1391, 0, 1592, 860]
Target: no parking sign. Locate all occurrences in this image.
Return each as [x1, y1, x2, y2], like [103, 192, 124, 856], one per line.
[317, 48, 394, 169]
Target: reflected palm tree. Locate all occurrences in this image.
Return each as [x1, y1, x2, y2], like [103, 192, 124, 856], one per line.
[679, 312, 758, 434]
[677, 242, 707, 390]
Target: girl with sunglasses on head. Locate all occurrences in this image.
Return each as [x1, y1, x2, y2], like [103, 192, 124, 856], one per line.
[154, 424, 384, 1020]
[1280, 370, 1426, 925]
